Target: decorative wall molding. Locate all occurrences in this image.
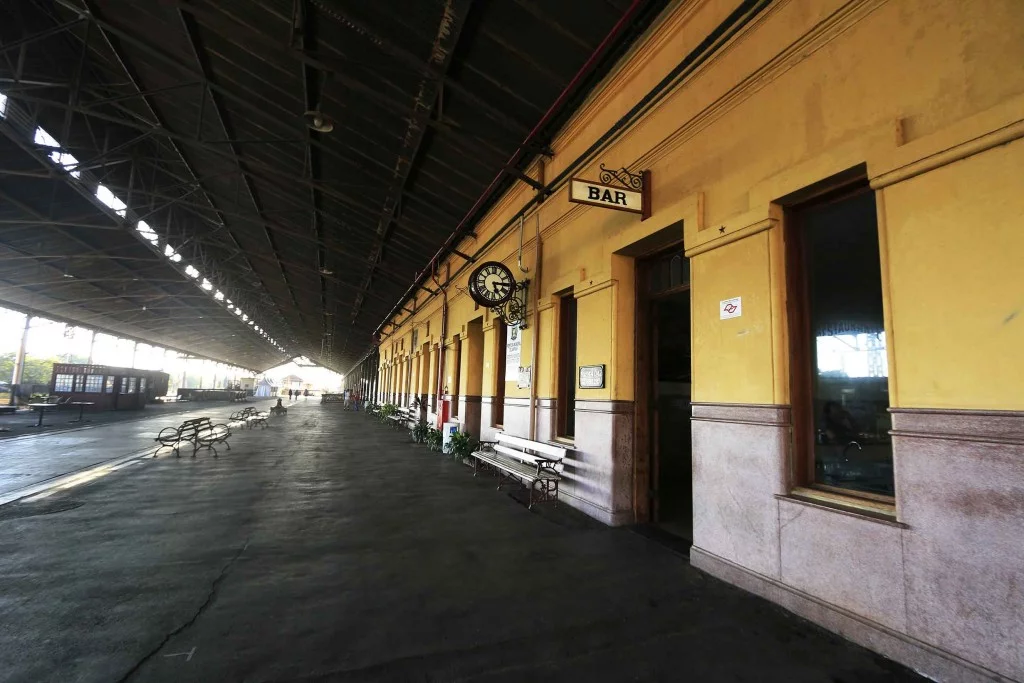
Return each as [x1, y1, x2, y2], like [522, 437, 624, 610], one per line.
[870, 118, 1024, 190]
[575, 399, 634, 415]
[691, 402, 791, 426]
[890, 408, 1024, 447]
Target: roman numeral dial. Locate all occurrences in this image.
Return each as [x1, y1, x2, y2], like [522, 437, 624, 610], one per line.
[468, 261, 516, 307]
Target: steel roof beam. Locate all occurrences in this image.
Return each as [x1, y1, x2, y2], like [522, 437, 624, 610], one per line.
[351, 0, 474, 322]
[178, 9, 303, 332]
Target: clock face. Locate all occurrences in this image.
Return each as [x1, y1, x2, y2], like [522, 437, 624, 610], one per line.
[468, 261, 515, 307]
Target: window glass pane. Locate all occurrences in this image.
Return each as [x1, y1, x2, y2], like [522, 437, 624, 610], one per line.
[85, 375, 103, 393]
[105, 376, 115, 393]
[648, 250, 689, 295]
[801, 191, 893, 497]
[54, 374, 74, 392]
[140, 377, 147, 392]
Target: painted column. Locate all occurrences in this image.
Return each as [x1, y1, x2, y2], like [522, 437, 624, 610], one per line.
[87, 330, 97, 364]
[9, 314, 30, 405]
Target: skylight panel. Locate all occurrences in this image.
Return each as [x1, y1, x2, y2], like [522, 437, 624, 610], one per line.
[50, 151, 80, 178]
[201, 278, 213, 291]
[136, 221, 158, 244]
[184, 265, 200, 279]
[97, 185, 127, 217]
[0, 93, 7, 118]
[34, 127, 59, 147]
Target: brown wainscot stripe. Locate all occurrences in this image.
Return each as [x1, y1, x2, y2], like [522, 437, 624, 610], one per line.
[890, 407, 1024, 446]
[537, 398, 556, 409]
[575, 399, 633, 414]
[691, 402, 791, 426]
[462, 395, 482, 404]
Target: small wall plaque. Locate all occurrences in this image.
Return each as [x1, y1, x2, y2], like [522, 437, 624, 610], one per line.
[578, 364, 605, 389]
[517, 367, 531, 389]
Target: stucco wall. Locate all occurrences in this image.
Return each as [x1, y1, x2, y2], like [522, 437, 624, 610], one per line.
[369, 1, 1024, 678]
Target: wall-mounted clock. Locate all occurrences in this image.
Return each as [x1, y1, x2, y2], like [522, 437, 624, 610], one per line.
[468, 261, 516, 307]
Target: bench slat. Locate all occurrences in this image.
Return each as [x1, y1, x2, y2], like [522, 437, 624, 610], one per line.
[495, 432, 567, 459]
[493, 444, 549, 466]
[472, 450, 558, 481]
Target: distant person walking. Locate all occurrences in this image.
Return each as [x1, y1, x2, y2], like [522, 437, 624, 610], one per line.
[303, 389, 310, 400]
[288, 389, 293, 401]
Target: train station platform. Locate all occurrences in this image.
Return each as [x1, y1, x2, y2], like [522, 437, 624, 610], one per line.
[0, 401, 923, 682]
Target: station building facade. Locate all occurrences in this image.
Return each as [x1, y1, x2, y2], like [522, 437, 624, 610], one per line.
[357, 1, 1024, 680]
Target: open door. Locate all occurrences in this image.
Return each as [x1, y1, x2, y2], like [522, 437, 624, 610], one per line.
[638, 248, 692, 542]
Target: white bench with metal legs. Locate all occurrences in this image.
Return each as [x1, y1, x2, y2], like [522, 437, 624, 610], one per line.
[470, 432, 567, 509]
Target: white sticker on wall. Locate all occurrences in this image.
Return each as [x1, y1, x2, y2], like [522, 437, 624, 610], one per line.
[720, 297, 742, 319]
[505, 324, 521, 382]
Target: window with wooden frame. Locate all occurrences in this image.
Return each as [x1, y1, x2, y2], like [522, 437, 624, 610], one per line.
[786, 180, 894, 501]
[493, 320, 506, 427]
[556, 291, 578, 439]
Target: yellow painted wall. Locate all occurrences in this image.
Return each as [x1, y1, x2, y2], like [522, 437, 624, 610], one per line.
[691, 232, 775, 405]
[371, 0, 1024, 418]
[882, 138, 1024, 410]
[576, 284, 614, 401]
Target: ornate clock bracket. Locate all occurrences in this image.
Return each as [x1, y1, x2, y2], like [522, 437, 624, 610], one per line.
[497, 279, 529, 329]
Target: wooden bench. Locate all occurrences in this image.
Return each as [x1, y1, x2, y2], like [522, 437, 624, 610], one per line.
[155, 417, 232, 457]
[470, 432, 568, 509]
[230, 406, 268, 430]
[387, 407, 415, 430]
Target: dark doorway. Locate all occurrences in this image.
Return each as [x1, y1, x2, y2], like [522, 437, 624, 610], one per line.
[652, 291, 692, 540]
[638, 249, 692, 542]
[557, 292, 578, 439]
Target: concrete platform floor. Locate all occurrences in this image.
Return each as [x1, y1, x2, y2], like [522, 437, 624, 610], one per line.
[0, 399, 277, 501]
[0, 402, 925, 682]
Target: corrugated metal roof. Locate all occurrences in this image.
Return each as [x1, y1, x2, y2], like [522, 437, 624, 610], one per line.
[0, 0, 668, 371]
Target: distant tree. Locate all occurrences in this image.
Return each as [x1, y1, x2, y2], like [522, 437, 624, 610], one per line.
[0, 352, 61, 385]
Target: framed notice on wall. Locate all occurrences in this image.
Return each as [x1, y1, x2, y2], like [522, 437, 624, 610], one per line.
[578, 364, 605, 389]
[505, 324, 521, 381]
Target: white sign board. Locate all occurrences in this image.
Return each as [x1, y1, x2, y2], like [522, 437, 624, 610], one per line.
[441, 422, 460, 454]
[578, 364, 605, 389]
[517, 367, 531, 389]
[569, 179, 644, 215]
[720, 297, 742, 320]
[505, 324, 521, 381]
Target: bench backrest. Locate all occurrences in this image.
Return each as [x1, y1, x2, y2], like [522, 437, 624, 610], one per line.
[495, 432, 567, 461]
[180, 417, 213, 433]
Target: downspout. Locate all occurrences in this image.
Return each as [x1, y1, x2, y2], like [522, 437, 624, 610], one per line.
[528, 162, 544, 441]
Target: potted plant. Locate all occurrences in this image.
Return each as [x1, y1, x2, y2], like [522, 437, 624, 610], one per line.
[448, 429, 477, 464]
[412, 419, 430, 444]
[425, 426, 443, 452]
[378, 402, 398, 424]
